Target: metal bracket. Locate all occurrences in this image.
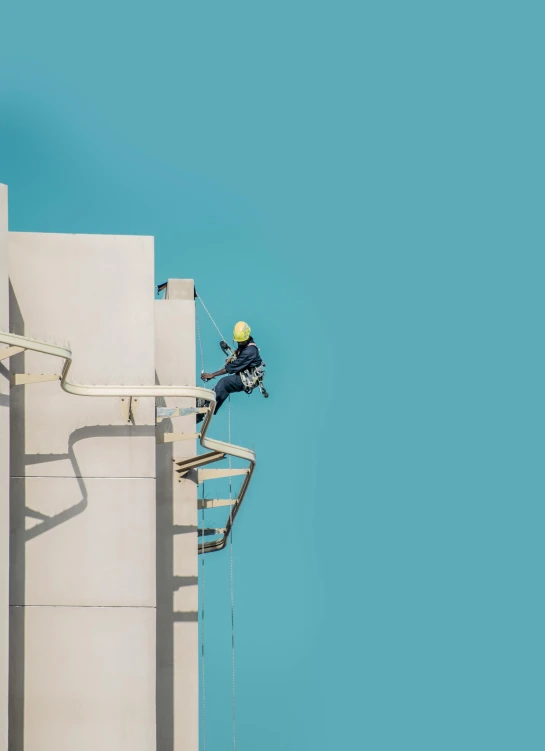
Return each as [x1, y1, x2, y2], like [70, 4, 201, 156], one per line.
[10, 373, 61, 386]
[174, 451, 226, 479]
[0, 346, 24, 361]
[156, 432, 200, 444]
[198, 498, 236, 510]
[197, 468, 249, 483]
[121, 397, 138, 424]
[156, 406, 207, 424]
[198, 527, 226, 537]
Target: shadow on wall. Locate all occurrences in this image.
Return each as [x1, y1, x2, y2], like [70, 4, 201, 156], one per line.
[8, 280, 25, 751]
[7, 287, 198, 750]
[156, 392, 175, 750]
[155, 389, 199, 751]
[8, 417, 156, 749]
[8, 284, 199, 749]
[22, 424, 154, 541]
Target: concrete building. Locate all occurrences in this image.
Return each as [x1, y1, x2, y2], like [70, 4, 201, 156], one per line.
[0, 184, 255, 750]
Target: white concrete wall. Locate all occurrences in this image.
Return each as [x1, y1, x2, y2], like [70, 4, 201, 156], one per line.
[0, 185, 9, 751]
[8, 232, 157, 751]
[155, 279, 198, 751]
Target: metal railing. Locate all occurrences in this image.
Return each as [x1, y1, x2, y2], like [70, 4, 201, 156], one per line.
[0, 331, 255, 553]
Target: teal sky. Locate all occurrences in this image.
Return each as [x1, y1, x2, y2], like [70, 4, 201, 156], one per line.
[2, 2, 544, 749]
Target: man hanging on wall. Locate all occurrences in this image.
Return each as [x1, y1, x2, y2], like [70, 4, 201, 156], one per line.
[196, 321, 264, 423]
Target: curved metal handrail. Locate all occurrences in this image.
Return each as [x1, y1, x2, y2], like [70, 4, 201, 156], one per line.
[0, 331, 255, 553]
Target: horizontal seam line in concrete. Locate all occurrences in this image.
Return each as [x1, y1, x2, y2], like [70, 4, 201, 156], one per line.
[9, 604, 157, 609]
[10, 476, 157, 480]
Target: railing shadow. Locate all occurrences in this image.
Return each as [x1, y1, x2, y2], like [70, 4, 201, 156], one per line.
[155, 390, 175, 751]
[8, 279, 24, 751]
[156, 387, 199, 751]
[20, 424, 154, 542]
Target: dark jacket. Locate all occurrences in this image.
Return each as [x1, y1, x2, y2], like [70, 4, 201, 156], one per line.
[225, 339, 263, 375]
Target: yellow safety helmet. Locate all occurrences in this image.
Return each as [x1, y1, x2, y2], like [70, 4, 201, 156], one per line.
[233, 321, 251, 342]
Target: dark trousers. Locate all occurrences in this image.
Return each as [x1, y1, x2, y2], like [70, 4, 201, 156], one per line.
[213, 374, 245, 412]
[197, 374, 245, 423]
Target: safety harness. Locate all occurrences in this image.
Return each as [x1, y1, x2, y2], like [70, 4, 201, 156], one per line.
[221, 341, 269, 398]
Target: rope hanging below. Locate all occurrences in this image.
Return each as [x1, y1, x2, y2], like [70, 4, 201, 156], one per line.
[195, 292, 239, 749]
[228, 397, 237, 750]
[195, 302, 206, 374]
[200, 477, 207, 751]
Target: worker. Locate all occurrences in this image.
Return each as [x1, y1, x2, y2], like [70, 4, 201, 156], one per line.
[197, 321, 263, 422]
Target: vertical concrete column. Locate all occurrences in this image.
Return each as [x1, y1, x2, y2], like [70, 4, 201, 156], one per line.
[8, 232, 157, 751]
[155, 279, 198, 751]
[0, 185, 9, 751]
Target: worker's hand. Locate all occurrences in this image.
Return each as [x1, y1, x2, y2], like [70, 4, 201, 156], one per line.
[201, 372, 213, 382]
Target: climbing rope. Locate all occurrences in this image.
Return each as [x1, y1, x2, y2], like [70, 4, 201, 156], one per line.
[228, 398, 237, 751]
[200, 481, 207, 751]
[196, 292, 237, 750]
[196, 292, 226, 343]
[228, 396, 232, 493]
[197, 297, 207, 751]
[196, 302, 205, 375]
[230, 531, 236, 751]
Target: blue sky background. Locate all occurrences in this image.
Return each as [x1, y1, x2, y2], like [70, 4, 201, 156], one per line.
[1, 1, 544, 748]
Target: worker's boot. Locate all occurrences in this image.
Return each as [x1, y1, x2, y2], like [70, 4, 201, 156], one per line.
[196, 397, 210, 425]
